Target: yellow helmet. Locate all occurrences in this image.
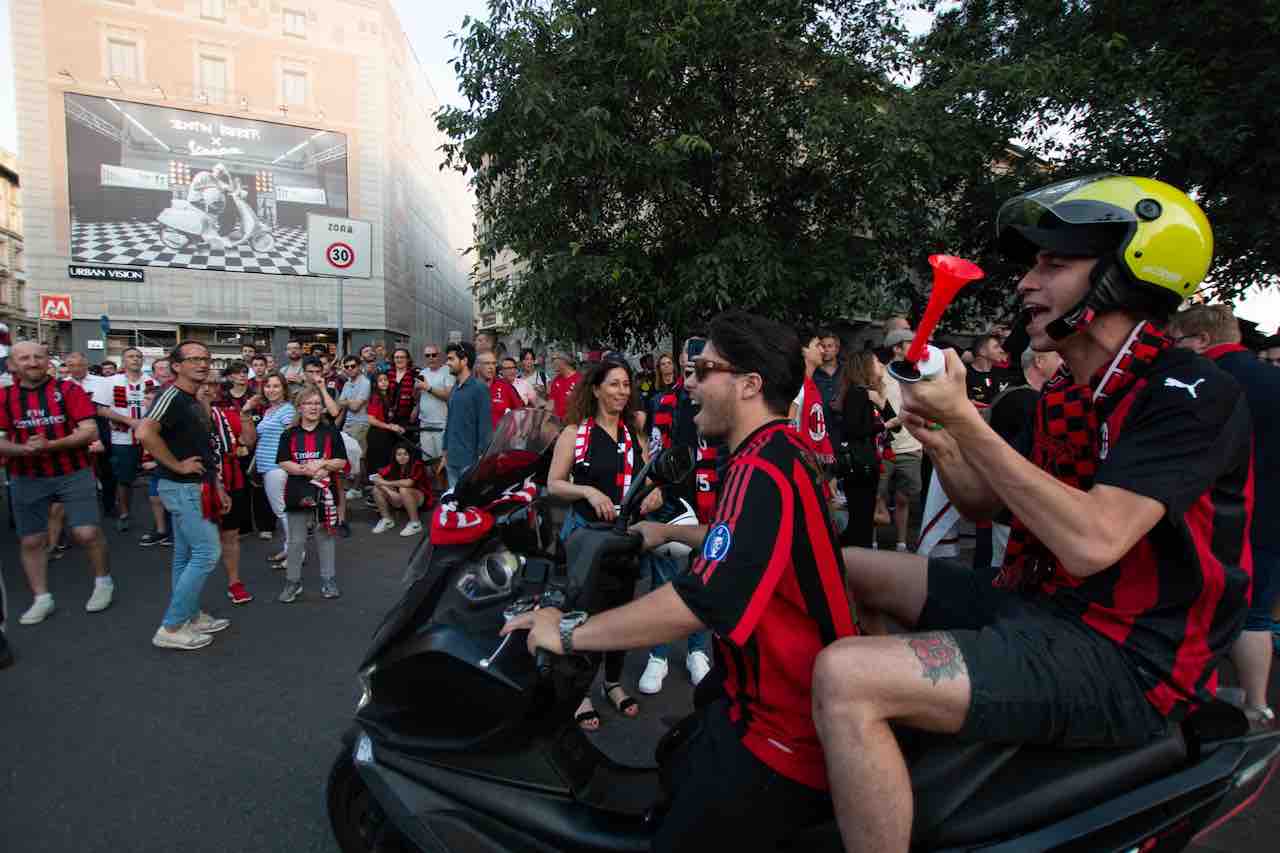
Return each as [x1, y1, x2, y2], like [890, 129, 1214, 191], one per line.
[997, 174, 1214, 337]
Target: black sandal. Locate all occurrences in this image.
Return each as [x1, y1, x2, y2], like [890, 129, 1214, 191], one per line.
[574, 699, 601, 731]
[602, 682, 639, 717]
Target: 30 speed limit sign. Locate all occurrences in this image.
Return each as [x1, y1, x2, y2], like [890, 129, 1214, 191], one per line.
[326, 242, 355, 269]
[306, 215, 372, 278]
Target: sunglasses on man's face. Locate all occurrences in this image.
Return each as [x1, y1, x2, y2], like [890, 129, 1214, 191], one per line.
[691, 357, 745, 383]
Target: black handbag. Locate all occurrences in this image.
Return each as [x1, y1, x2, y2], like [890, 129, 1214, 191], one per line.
[834, 438, 878, 486]
[284, 474, 320, 510]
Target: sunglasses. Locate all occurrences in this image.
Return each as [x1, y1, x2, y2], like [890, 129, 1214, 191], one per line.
[691, 357, 745, 382]
[423, 351, 439, 358]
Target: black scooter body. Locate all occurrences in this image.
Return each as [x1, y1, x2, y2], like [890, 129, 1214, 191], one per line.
[328, 423, 1279, 853]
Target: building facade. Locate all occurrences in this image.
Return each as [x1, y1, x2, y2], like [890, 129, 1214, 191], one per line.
[0, 149, 28, 337]
[9, 0, 474, 364]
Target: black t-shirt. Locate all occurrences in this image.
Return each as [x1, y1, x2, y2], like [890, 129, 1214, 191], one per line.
[147, 384, 215, 483]
[569, 421, 640, 521]
[1011, 349, 1253, 720]
[673, 421, 856, 790]
[964, 364, 1012, 407]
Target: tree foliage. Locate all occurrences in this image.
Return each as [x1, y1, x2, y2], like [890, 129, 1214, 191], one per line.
[438, 0, 1278, 347]
[913, 0, 1280, 303]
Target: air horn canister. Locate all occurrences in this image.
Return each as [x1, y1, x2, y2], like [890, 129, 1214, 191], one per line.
[888, 254, 985, 383]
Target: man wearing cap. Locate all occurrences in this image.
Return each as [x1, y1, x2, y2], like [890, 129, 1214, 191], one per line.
[879, 329, 924, 552]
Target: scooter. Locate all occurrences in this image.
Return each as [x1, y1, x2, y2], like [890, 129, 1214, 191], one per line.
[327, 407, 1279, 853]
[156, 179, 275, 253]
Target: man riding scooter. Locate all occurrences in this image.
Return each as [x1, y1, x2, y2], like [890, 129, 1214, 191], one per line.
[504, 311, 857, 852]
[813, 175, 1255, 853]
[188, 163, 236, 232]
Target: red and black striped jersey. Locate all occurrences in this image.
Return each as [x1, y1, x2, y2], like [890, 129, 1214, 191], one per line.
[276, 423, 350, 472]
[648, 387, 728, 523]
[1020, 348, 1254, 720]
[210, 407, 246, 492]
[673, 420, 857, 790]
[0, 379, 97, 477]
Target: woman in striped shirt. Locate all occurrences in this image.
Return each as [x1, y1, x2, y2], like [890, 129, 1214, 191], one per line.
[246, 373, 295, 566]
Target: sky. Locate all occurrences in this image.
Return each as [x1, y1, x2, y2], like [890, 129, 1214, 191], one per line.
[0, 0, 1273, 330]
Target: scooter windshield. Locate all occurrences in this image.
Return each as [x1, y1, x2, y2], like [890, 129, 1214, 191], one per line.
[450, 408, 563, 508]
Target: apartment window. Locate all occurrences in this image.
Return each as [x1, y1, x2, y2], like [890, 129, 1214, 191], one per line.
[199, 54, 229, 102]
[283, 9, 307, 38]
[282, 69, 307, 106]
[107, 38, 139, 81]
[201, 0, 226, 22]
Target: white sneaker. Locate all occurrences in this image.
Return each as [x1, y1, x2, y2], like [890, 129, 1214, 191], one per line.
[687, 651, 712, 686]
[19, 596, 55, 625]
[188, 611, 231, 634]
[345, 488, 362, 500]
[638, 655, 668, 695]
[895, 542, 908, 553]
[85, 582, 114, 613]
[372, 517, 395, 534]
[400, 520, 423, 537]
[152, 623, 213, 650]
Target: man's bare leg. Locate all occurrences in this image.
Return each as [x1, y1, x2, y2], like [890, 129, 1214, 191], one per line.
[70, 526, 109, 579]
[47, 503, 65, 552]
[842, 547, 931, 628]
[1231, 631, 1274, 709]
[894, 489, 911, 550]
[20, 533, 50, 595]
[813, 632, 971, 853]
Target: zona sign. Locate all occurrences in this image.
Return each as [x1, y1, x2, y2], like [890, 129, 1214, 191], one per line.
[306, 214, 372, 279]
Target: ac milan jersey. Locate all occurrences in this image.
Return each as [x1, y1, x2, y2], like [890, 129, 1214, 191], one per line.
[210, 407, 246, 492]
[378, 460, 433, 503]
[548, 372, 581, 420]
[648, 387, 728, 523]
[489, 378, 524, 427]
[93, 373, 157, 445]
[0, 379, 97, 478]
[673, 421, 856, 790]
[1015, 348, 1253, 720]
[792, 375, 834, 468]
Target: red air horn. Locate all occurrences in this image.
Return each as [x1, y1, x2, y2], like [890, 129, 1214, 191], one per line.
[888, 254, 985, 383]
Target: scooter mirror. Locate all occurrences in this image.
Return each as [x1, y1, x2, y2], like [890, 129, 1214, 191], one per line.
[651, 447, 695, 487]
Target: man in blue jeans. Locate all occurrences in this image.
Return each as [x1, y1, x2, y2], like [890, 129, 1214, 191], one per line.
[137, 341, 232, 651]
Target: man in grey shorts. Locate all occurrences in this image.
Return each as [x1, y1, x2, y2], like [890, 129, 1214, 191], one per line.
[880, 329, 924, 551]
[0, 342, 114, 624]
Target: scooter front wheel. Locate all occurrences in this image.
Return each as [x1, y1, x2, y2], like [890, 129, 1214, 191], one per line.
[160, 228, 189, 250]
[250, 232, 275, 253]
[326, 746, 420, 853]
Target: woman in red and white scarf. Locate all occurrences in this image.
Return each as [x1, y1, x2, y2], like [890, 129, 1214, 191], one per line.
[547, 358, 664, 731]
[196, 375, 257, 605]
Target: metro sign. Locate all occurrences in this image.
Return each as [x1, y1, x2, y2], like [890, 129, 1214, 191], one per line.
[40, 293, 73, 322]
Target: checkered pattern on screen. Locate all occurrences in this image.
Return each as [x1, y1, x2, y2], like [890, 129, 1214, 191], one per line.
[70, 219, 310, 276]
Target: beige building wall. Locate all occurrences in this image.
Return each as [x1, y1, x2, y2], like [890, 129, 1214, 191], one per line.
[9, 0, 473, 358]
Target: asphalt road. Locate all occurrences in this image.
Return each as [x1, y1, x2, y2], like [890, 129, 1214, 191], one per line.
[0, 499, 1275, 853]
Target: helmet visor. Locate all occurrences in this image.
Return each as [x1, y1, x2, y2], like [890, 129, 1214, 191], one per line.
[997, 173, 1140, 263]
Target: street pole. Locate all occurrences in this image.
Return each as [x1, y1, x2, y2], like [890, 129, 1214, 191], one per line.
[337, 276, 345, 357]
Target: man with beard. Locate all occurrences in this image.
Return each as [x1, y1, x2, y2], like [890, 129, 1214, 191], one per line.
[504, 311, 855, 852]
[281, 340, 305, 394]
[440, 341, 491, 489]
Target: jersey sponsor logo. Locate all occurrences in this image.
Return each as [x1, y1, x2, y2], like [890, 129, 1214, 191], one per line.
[17, 408, 67, 429]
[1164, 377, 1205, 399]
[703, 522, 732, 562]
[807, 401, 826, 444]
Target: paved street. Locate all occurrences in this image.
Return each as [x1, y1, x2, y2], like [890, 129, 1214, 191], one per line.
[1, 502, 1276, 853]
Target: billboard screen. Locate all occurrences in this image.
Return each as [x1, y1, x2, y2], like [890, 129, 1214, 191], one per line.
[65, 93, 349, 276]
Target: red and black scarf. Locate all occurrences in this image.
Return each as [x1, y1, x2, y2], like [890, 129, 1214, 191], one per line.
[995, 322, 1171, 591]
[575, 417, 635, 496]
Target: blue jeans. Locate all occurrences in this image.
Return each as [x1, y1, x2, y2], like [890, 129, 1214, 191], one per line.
[559, 510, 709, 664]
[157, 480, 222, 628]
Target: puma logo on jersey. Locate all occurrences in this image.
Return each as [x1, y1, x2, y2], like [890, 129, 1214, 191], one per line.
[1164, 377, 1206, 399]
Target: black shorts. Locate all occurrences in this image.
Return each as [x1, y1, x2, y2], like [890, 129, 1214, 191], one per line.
[653, 700, 831, 853]
[918, 558, 1167, 749]
[220, 488, 251, 532]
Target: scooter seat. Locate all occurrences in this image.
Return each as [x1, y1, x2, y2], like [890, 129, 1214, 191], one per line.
[909, 724, 1188, 846]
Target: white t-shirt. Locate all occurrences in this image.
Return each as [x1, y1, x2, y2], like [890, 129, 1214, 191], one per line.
[881, 372, 922, 455]
[93, 373, 158, 445]
[418, 365, 455, 427]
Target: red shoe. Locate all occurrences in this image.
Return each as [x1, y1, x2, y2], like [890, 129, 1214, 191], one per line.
[227, 582, 254, 605]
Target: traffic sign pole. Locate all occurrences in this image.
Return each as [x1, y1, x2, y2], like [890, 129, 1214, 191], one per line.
[337, 277, 345, 357]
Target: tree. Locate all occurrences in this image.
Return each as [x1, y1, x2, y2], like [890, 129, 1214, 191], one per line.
[439, 0, 918, 347]
[910, 0, 1280, 303]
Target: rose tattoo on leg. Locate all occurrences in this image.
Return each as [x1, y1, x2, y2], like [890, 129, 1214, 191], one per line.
[907, 632, 967, 685]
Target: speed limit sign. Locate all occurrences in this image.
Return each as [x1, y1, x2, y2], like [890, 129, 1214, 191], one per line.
[306, 215, 371, 279]
[326, 242, 355, 269]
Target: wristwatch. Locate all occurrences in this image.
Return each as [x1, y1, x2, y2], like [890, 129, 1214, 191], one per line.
[559, 611, 589, 655]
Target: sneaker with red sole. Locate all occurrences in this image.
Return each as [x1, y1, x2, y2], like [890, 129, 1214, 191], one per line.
[227, 582, 254, 605]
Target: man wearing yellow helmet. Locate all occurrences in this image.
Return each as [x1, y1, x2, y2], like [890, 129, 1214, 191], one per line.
[811, 174, 1255, 853]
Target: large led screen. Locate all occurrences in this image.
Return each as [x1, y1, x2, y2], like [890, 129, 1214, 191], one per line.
[65, 93, 349, 275]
